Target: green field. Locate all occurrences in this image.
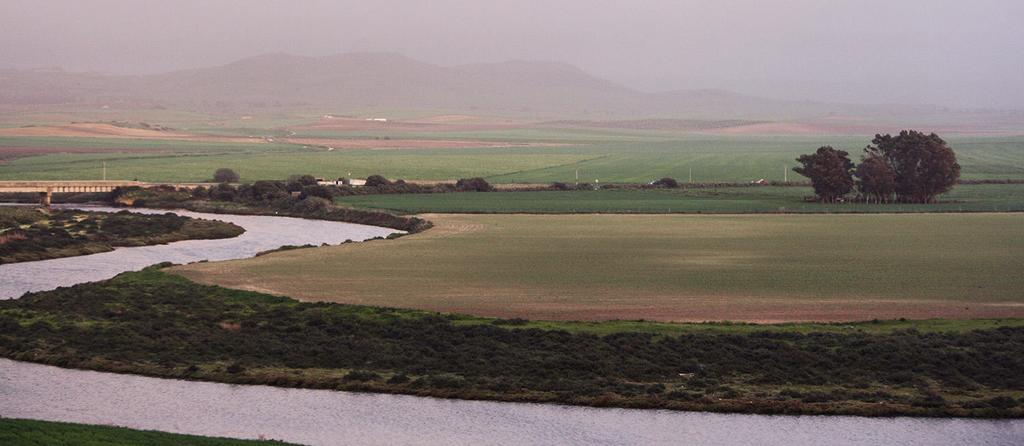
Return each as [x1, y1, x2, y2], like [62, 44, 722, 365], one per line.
[0, 418, 294, 446]
[2, 130, 1022, 183]
[336, 184, 1024, 214]
[175, 213, 1024, 323]
[0, 148, 594, 183]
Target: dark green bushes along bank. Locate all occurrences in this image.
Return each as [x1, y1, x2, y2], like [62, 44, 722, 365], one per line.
[113, 183, 432, 234]
[0, 208, 244, 264]
[2, 268, 1022, 417]
[0, 418, 297, 446]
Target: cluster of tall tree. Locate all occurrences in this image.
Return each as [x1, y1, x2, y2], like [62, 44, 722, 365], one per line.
[794, 130, 960, 203]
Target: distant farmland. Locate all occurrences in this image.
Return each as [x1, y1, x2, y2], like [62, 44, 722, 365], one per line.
[1, 125, 1022, 183]
[174, 213, 1024, 323]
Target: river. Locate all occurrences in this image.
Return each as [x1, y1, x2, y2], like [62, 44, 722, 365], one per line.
[1, 206, 1022, 445]
[0, 205, 399, 299]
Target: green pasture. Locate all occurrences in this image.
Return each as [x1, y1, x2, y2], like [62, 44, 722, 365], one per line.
[0, 149, 595, 182]
[176, 213, 1024, 323]
[1, 129, 1022, 183]
[335, 184, 1024, 214]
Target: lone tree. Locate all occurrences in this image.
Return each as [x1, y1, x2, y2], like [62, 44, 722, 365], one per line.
[865, 130, 959, 203]
[213, 168, 239, 184]
[793, 146, 855, 202]
[855, 153, 897, 203]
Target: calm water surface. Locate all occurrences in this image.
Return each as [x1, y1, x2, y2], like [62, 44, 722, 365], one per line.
[0, 204, 399, 299]
[1, 359, 1022, 446]
[1, 205, 1022, 445]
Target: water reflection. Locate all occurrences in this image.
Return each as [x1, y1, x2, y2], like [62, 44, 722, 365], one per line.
[1, 359, 1021, 446]
[2, 205, 1022, 445]
[0, 205, 399, 299]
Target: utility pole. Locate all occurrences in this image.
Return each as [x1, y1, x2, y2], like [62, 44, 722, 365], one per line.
[575, 169, 579, 185]
[783, 166, 787, 183]
[688, 167, 692, 183]
[102, 162, 107, 181]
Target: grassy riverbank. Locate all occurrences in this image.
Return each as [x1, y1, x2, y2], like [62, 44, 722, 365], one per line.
[0, 418, 296, 445]
[119, 187, 432, 234]
[2, 268, 1022, 418]
[175, 212, 1024, 322]
[0, 207, 243, 264]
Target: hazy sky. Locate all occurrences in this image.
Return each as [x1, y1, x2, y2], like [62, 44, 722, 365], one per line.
[2, 0, 1022, 108]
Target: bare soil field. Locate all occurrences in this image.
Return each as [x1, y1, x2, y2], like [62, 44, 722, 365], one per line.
[290, 115, 1024, 138]
[0, 122, 266, 143]
[289, 115, 526, 133]
[283, 137, 566, 150]
[710, 120, 1024, 136]
[173, 213, 1024, 323]
[538, 118, 765, 131]
[0, 146, 157, 164]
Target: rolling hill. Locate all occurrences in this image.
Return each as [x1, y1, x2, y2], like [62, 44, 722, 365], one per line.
[0, 52, 1004, 122]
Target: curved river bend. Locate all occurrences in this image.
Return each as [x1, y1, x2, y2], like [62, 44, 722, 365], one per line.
[1, 206, 1022, 445]
[0, 205, 399, 299]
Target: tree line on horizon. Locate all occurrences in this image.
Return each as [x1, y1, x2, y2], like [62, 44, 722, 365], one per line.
[795, 130, 961, 204]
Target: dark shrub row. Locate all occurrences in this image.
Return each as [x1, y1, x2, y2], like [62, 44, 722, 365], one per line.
[2, 270, 1022, 416]
[112, 182, 432, 234]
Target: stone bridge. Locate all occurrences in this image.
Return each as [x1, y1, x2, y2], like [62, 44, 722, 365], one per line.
[0, 181, 214, 206]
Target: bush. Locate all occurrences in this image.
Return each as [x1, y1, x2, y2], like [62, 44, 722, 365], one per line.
[300, 185, 334, 200]
[286, 174, 318, 192]
[455, 177, 493, 192]
[987, 396, 1020, 409]
[365, 175, 390, 188]
[342, 370, 381, 382]
[387, 374, 411, 384]
[290, 196, 331, 214]
[427, 374, 468, 389]
[492, 318, 529, 326]
[245, 181, 289, 201]
[213, 168, 240, 183]
[911, 392, 946, 408]
[651, 177, 679, 188]
[209, 183, 238, 201]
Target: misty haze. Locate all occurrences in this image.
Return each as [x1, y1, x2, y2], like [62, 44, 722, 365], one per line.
[2, 0, 1024, 109]
[1, 1, 1024, 446]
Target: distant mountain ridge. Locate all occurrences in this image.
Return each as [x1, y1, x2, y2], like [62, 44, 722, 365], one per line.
[0, 52, 972, 120]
